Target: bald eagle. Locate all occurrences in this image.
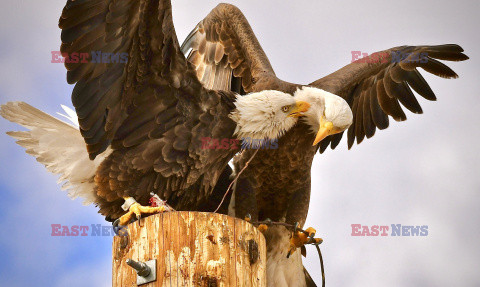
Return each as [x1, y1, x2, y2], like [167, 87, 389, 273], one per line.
[180, 3, 468, 286]
[1, 0, 338, 223]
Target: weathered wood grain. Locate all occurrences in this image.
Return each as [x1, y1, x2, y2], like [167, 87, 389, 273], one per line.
[112, 212, 266, 286]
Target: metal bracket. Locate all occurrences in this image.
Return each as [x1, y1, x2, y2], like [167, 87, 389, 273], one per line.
[126, 259, 157, 285]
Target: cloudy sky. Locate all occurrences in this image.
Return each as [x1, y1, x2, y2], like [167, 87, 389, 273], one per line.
[0, 0, 478, 286]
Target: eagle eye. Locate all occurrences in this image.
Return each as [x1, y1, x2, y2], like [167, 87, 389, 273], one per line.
[281, 105, 290, 113]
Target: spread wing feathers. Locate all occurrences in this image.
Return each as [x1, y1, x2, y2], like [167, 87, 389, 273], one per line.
[181, 3, 276, 93]
[310, 44, 468, 153]
[59, 0, 239, 202]
[182, 27, 233, 91]
[0, 102, 110, 205]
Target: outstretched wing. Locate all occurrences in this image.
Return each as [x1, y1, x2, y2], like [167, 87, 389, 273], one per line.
[59, 0, 239, 205]
[310, 45, 468, 152]
[181, 3, 277, 94]
[0, 102, 109, 205]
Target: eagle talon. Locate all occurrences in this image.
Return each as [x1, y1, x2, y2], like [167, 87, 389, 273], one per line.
[117, 197, 168, 226]
[258, 224, 268, 232]
[287, 226, 321, 258]
[312, 238, 323, 245]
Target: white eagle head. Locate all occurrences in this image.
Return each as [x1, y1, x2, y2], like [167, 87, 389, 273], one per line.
[294, 86, 353, 145]
[229, 90, 310, 140]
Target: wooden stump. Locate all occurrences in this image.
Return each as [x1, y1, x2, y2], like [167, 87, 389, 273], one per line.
[112, 212, 266, 286]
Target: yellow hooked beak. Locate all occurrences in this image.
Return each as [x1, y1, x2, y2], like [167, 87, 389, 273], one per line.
[312, 116, 338, 146]
[288, 101, 311, 117]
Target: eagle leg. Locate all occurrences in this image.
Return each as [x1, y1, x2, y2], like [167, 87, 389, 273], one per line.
[287, 227, 323, 258]
[118, 197, 168, 226]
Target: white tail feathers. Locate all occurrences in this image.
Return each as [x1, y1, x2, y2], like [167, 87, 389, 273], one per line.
[0, 102, 110, 205]
[57, 104, 79, 128]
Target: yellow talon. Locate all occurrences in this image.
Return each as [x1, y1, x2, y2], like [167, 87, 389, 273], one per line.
[117, 197, 167, 226]
[258, 224, 268, 232]
[312, 238, 323, 245]
[287, 226, 322, 258]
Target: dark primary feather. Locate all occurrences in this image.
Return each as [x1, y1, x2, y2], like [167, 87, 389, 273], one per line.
[181, 3, 279, 94]
[310, 45, 468, 151]
[59, 0, 241, 218]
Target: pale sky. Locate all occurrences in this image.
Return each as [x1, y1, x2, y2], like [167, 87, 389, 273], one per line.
[0, 0, 479, 286]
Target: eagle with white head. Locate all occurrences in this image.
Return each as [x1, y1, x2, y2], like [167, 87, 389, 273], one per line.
[182, 3, 466, 286]
[294, 87, 353, 145]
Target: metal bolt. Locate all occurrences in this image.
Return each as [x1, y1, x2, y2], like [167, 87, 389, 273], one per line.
[126, 259, 151, 277]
